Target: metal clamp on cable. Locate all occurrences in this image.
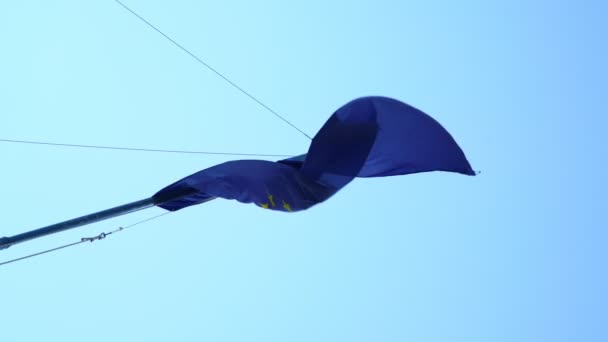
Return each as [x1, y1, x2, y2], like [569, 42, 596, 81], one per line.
[81, 232, 109, 243]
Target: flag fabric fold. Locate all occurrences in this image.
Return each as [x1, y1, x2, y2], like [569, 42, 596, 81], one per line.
[154, 96, 475, 213]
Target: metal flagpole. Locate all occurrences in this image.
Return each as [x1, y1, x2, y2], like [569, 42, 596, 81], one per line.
[0, 188, 196, 250]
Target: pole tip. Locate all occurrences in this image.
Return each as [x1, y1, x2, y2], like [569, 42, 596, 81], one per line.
[0, 237, 11, 250]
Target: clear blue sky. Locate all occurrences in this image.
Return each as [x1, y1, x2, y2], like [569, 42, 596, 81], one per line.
[1, 1, 606, 341]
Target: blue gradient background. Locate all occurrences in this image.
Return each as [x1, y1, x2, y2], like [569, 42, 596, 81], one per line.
[1, 1, 606, 341]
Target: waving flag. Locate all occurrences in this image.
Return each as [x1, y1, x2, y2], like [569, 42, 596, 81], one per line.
[154, 96, 475, 212]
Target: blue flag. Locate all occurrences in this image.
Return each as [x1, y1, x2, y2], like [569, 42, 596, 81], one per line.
[154, 96, 475, 212]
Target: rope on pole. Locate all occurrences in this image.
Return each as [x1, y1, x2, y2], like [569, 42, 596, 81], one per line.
[0, 212, 171, 267]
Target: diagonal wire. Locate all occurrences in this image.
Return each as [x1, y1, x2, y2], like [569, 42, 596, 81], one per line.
[0, 212, 171, 267]
[113, 0, 312, 140]
[0, 241, 85, 267]
[0, 138, 292, 157]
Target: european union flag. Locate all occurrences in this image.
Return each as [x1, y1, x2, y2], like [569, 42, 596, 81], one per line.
[154, 96, 475, 212]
